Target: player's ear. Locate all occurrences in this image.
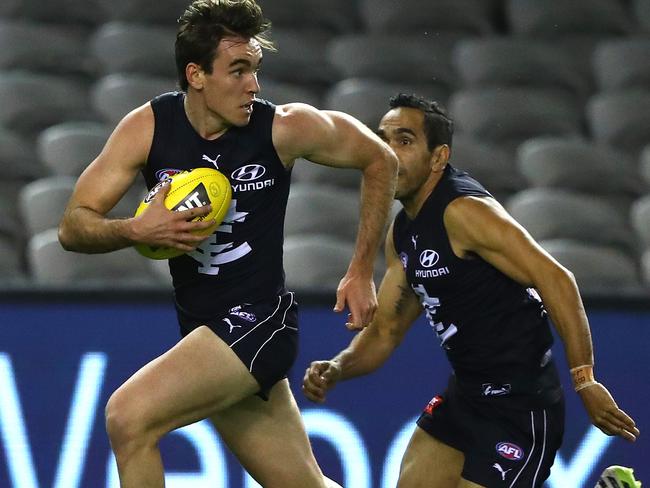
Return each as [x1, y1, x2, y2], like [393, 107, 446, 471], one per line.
[430, 144, 450, 172]
[186, 62, 205, 90]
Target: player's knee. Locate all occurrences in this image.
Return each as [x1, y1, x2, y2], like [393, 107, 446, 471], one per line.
[105, 390, 158, 456]
[253, 461, 326, 488]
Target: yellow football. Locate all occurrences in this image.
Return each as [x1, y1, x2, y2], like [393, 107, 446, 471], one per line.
[133, 167, 232, 259]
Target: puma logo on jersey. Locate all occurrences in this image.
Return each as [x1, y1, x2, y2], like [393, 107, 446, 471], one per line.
[202, 154, 221, 168]
[492, 463, 512, 481]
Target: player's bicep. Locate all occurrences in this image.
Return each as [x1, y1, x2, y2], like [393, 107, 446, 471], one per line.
[446, 197, 567, 287]
[66, 104, 153, 216]
[274, 103, 391, 170]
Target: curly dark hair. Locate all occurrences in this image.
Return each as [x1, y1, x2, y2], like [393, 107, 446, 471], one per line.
[175, 0, 275, 91]
[389, 93, 454, 151]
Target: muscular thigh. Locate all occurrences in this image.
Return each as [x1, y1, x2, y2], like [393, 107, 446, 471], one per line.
[110, 326, 259, 437]
[210, 379, 325, 488]
[397, 426, 465, 488]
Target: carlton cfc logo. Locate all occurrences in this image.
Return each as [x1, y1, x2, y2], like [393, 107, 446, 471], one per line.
[496, 442, 524, 461]
[419, 250, 440, 268]
[232, 164, 266, 181]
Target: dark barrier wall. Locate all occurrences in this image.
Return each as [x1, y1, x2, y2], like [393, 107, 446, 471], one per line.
[0, 295, 648, 487]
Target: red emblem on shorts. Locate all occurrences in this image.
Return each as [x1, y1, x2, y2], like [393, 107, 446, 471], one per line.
[424, 395, 444, 415]
[496, 442, 524, 461]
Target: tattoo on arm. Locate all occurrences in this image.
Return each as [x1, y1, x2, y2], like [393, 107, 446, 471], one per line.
[394, 284, 412, 316]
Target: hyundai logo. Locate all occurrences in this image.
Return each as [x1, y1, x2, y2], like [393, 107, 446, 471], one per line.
[419, 250, 440, 268]
[232, 164, 266, 181]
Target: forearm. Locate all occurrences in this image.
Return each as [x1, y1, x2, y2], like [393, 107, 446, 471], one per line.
[59, 206, 135, 254]
[349, 153, 398, 274]
[332, 326, 399, 381]
[537, 269, 594, 370]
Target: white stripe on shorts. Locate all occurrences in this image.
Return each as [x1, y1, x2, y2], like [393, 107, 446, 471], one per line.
[508, 410, 549, 488]
[249, 292, 295, 372]
[228, 295, 282, 348]
[531, 409, 548, 487]
[509, 411, 536, 488]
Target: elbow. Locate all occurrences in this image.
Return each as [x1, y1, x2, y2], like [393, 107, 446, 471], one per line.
[540, 262, 579, 294]
[365, 145, 399, 179]
[57, 220, 78, 252]
[381, 146, 399, 180]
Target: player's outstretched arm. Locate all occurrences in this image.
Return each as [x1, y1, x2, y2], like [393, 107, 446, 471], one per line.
[59, 104, 213, 254]
[273, 103, 399, 330]
[302, 225, 421, 403]
[444, 196, 639, 442]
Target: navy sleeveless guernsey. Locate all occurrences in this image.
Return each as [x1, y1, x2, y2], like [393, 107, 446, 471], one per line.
[393, 165, 561, 408]
[143, 92, 290, 320]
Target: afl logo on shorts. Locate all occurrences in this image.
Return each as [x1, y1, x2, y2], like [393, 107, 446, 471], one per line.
[419, 249, 440, 268]
[496, 442, 524, 461]
[232, 164, 266, 181]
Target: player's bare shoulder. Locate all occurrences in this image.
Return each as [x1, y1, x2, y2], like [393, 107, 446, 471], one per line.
[98, 102, 155, 168]
[444, 195, 504, 227]
[272, 102, 331, 165]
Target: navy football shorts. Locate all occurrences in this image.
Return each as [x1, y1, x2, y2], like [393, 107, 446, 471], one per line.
[178, 292, 299, 400]
[416, 380, 565, 487]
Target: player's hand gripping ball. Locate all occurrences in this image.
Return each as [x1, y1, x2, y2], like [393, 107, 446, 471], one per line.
[134, 167, 232, 259]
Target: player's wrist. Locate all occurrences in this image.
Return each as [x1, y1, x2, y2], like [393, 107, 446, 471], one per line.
[570, 364, 598, 392]
[120, 217, 140, 246]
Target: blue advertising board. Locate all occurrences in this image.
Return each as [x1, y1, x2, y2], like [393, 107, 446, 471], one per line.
[0, 298, 648, 487]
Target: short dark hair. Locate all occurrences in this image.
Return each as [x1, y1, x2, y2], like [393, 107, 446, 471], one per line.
[175, 0, 274, 91]
[388, 93, 454, 151]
